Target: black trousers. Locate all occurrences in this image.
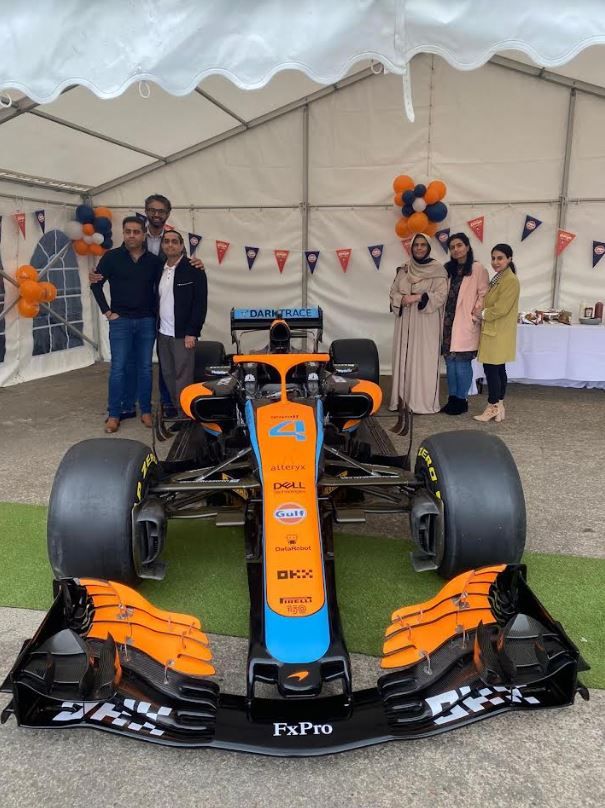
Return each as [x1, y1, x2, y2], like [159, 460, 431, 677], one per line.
[483, 363, 507, 404]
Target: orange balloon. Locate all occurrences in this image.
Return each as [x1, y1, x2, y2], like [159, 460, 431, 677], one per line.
[19, 279, 44, 302]
[38, 281, 57, 302]
[408, 212, 429, 233]
[16, 264, 38, 284]
[393, 175, 415, 194]
[393, 192, 404, 207]
[18, 298, 40, 318]
[425, 180, 447, 204]
[74, 239, 90, 255]
[90, 244, 104, 256]
[395, 217, 412, 238]
[82, 223, 95, 235]
[94, 206, 113, 220]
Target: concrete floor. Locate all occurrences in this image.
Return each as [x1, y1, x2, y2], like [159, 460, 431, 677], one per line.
[0, 363, 604, 807]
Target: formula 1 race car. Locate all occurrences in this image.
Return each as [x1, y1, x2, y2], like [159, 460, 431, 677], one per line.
[1, 307, 588, 755]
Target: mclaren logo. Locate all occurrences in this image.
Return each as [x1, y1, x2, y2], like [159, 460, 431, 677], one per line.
[287, 670, 309, 682]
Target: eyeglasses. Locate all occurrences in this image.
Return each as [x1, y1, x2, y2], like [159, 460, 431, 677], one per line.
[146, 207, 169, 216]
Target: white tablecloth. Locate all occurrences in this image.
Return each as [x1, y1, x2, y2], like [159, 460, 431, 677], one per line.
[471, 323, 605, 391]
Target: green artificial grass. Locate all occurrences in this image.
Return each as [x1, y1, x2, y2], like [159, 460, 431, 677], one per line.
[0, 501, 602, 689]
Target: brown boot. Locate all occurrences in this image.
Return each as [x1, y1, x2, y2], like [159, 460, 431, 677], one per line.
[104, 417, 120, 434]
[473, 404, 499, 423]
[496, 401, 505, 422]
[140, 413, 153, 428]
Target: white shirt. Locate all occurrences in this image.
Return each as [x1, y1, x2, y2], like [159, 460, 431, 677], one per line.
[159, 262, 176, 336]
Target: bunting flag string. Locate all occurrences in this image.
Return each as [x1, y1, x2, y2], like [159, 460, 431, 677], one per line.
[368, 244, 384, 270]
[274, 249, 289, 273]
[245, 246, 259, 270]
[556, 229, 575, 256]
[467, 216, 484, 242]
[15, 212, 26, 239]
[435, 228, 450, 253]
[592, 241, 605, 268]
[216, 240, 230, 264]
[188, 232, 202, 256]
[305, 250, 320, 274]
[336, 248, 352, 272]
[521, 215, 542, 241]
[35, 209, 46, 234]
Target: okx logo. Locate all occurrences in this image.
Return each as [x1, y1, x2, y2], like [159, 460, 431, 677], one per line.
[268, 420, 306, 441]
[277, 569, 313, 579]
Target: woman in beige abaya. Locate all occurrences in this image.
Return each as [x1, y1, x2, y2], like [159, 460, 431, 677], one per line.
[389, 233, 448, 413]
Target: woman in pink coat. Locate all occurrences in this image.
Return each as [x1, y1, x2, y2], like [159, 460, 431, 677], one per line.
[440, 232, 489, 415]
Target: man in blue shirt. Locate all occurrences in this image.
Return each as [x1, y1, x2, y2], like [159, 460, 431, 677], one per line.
[91, 217, 161, 433]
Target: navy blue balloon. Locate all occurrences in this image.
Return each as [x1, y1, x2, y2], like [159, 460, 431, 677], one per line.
[402, 190, 415, 205]
[414, 184, 427, 198]
[426, 202, 448, 222]
[93, 216, 112, 234]
[75, 204, 95, 224]
[102, 235, 114, 249]
[402, 204, 414, 218]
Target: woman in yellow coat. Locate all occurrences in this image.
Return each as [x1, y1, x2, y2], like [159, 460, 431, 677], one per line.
[473, 243, 520, 423]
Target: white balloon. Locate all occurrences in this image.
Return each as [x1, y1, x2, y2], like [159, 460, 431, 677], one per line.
[64, 220, 83, 239]
[92, 232, 104, 245]
[412, 197, 427, 212]
[82, 234, 94, 244]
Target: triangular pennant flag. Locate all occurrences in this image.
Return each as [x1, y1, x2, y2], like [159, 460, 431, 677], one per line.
[336, 248, 352, 272]
[15, 212, 26, 238]
[35, 209, 46, 234]
[556, 229, 575, 256]
[274, 250, 289, 273]
[368, 244, 384, 270]
[245, 246, 259, 270]
[521, 215, 542, 241]
[592, 241, 605, 268]
[135, 212, 148, 226]
[305, 250, 320, 274]
[435, 228, 450, 253]
[188, 232, 202, 256]
[467, 216, 484, 242]
[216, 240, 230, 264]
[401, 237, 413, 256]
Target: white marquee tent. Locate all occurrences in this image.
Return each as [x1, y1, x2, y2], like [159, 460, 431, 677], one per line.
[1, 0, 605, 387]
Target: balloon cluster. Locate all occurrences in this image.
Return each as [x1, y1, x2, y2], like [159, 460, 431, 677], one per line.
[392, 175, 448, 238]
[14, 264, 57, 318]
[65, 205, 114, 257]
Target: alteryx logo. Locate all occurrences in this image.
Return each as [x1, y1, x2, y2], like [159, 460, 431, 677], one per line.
[274, 503, 306, 525]
[268, 420, 306, 441]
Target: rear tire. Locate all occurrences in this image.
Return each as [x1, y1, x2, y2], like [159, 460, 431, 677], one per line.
[47, 439, 158, 586]
[330, 338, 380, 384]
[414, 430, 526, 579]
[194, 340, 227, 382]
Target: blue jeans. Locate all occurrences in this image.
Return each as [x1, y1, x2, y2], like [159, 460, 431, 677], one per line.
[121, 352, 173, 413]
[108, 317, 156, 418]
[445, 357, 473, 399]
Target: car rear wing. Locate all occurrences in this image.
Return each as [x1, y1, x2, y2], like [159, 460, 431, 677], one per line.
[230, 306, 323, 351]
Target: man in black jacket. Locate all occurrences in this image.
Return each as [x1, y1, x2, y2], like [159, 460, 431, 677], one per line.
[91, 217, 161, 433]
[156, 230, 207, 417]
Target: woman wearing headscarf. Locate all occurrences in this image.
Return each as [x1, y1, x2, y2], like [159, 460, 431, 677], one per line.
[389, 233, 448, 413]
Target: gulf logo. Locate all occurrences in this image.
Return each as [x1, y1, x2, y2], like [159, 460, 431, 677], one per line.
[274, 502, 306, 525]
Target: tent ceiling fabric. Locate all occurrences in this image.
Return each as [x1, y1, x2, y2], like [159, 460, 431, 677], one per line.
[1, 1, 605, 104]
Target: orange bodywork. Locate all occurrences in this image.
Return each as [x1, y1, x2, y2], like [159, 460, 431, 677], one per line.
[350, 379, 382, 414]
[180, 381, 213, 418]
[80, 578, 215, 677]
[380, 566, 505, 669]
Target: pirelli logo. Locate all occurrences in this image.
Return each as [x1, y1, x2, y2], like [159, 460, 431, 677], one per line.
[280, 596, 312, 604]
[277, 569, 313, 579]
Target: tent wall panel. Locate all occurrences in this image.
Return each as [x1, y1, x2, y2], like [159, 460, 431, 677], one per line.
[558, 203, 605, 315]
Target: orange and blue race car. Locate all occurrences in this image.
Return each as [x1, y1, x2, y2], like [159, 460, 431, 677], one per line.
[1, 307, 588, 755]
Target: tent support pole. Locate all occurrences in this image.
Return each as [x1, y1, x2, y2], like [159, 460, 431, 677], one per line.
[301, 104, 309, 308]
[552, 88, 576, 309]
